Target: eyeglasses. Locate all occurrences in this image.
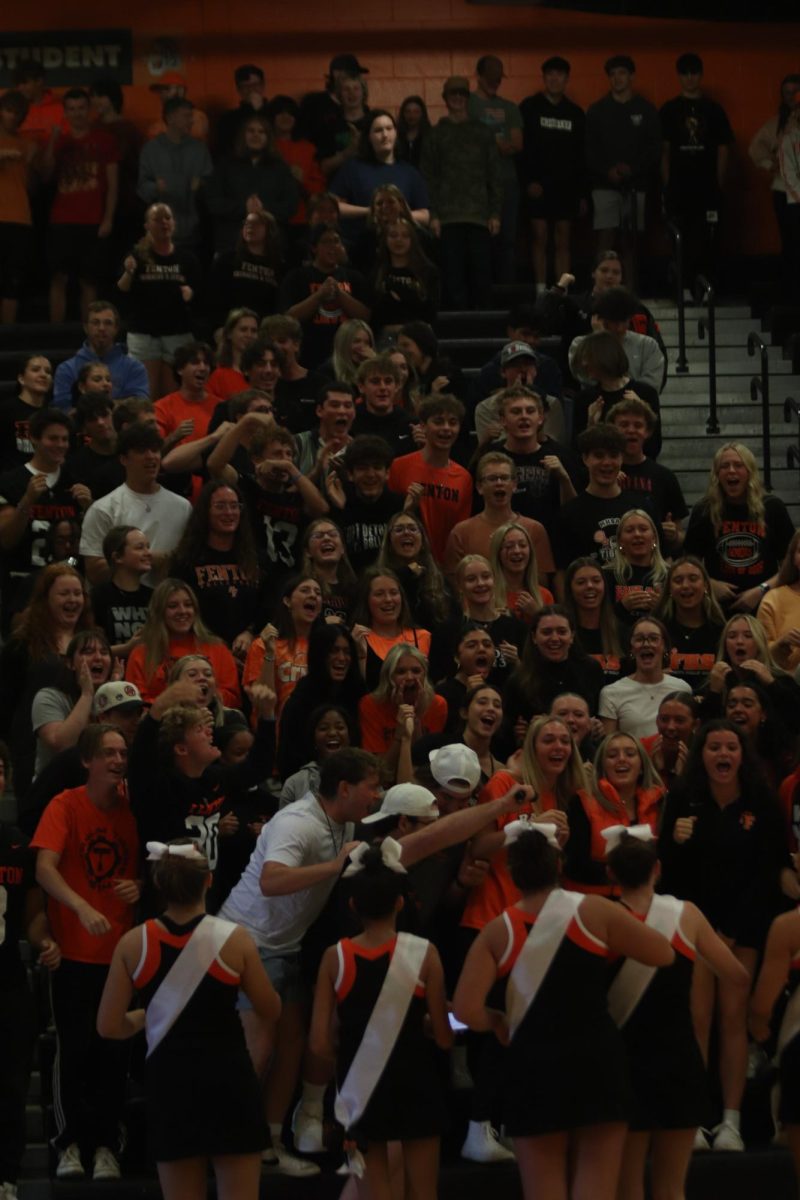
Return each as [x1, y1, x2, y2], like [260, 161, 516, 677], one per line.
[309, 529, 341, 541]
[392, 524, 420, 535]
[480, 474, 514, 485]
[631, 633, 662, 646]
[210, 502, 243, 512]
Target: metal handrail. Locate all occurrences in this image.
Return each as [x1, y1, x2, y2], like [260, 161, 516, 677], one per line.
[694, 275, 719, 434]
[666, 220, 689, 374]
[784, 395, 800, 472]
[748, 332, 772, 490]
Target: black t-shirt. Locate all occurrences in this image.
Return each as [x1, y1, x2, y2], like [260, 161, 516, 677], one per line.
[518, 92, 586, 189]
[0, 824, 36, 988]
[603, 563, 661, 625]
[370, 264, 440, 331]
[277, 265, 371, 368]
[486, 437, 580, 533]
[663, 617, 721, 689]
[334, 487, 404, 572]
[350, 407, 415, 456]
[91, 579, 153, 645]
[573, 379, 662, 457]
[275, 371, 329, 434]
[0, 464, 82, 580]
[574, 625, 622, 685]
[125, 248, 201, 336]
[0, 397, 39, 472]
[683, 495, 795, 588]
[659, 95, 733, 201]
[620, 457, 688, 524]
[172, 546, 269, 644]
[208, 248, 280, 325]
[554, 489, 656, 570]
[236, 471, 305, 573]
[67, 444, 125, 501]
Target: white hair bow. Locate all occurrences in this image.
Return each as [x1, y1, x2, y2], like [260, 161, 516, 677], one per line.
[343, 837, 407, 878]
[504, 818, 560, 849]
[601, 823, 655, 856]
[146, 840, 205, 862]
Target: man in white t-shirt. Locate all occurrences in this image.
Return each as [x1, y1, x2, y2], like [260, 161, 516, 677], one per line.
[79, 423, 191, 585]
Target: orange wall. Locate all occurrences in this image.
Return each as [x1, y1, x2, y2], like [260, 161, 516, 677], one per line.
[7, 3, 799, 253]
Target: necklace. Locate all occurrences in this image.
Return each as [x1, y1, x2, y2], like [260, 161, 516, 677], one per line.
[318, 796, 344, 856]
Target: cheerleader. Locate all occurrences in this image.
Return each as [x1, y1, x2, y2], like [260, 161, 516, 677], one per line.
[97, 840, 280, 1200]
[750, 903, 800, 1185]
[454, 825, 674, 1200]
[604, 826, 748, 1200]
[309, 840, 452, 1199]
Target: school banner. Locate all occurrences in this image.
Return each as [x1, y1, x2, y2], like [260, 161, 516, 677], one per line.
[0, 30, 133, 87]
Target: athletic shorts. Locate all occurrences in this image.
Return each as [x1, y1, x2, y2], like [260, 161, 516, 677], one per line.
[126, 331, 194, 365]
[592, 188, 646, 232]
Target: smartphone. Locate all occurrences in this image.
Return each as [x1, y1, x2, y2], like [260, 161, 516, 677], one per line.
[448, 1013, 468, 1032]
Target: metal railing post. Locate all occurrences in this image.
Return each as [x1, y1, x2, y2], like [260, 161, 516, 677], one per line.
[666, 221, 689, 374]
[748, 332, 772, 491]
[695, 275, 718, 435]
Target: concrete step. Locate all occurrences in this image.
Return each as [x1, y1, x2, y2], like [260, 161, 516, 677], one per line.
[645, 303, 753, 320]
[657, 317, 765, 343]
[662, 373, 800, 391]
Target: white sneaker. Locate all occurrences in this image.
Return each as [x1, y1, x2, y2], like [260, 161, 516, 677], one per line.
[693, 1127, 711, 1152]
[56, 1143, 85, 1179]
[93, 1146, 121, 1180]
[291, 1099, 324, 1153]
[262, 1142, 321, 1177]
[461, 1120, 515, 1163]
[711, 1121, 744, 1151]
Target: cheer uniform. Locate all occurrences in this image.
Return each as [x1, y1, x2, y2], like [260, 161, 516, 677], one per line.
[334, 936, 447, 1141]
[610, 899, 709, 1130]
[133, 914, 266, 1161]
[498, 902, 631, 1135]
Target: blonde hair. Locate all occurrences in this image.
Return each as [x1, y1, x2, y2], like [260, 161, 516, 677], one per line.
[716, 613, 785, 675]
[455, 554, 502, 616]
[705, 443, 766, 535]
[332, 320, 375, 386]
[371, 643, 434, 709]
[519, 714, 588, 811]
[489, 522, 543, 612]
[139, 579, 218, 676]
[608, 509, 668, 587]
[591, 732, 662, 813]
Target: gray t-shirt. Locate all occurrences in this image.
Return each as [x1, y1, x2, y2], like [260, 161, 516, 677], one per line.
[219, 790, 353, 954]
[31, 687, 73, 778]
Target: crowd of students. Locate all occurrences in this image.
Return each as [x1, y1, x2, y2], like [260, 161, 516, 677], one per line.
[2, 41, 800, 1200]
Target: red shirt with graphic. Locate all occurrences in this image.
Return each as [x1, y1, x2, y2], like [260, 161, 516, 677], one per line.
[31, 785, 139, 964]
[50, 127, 119, 225]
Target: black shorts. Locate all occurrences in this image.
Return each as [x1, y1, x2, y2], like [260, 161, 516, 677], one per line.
[526, 183, 581, 222]
[47, 223, 108, 281]
[0, 223, 32, 298]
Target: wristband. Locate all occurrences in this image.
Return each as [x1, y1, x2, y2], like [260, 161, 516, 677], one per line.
[759, 581, 770, 594]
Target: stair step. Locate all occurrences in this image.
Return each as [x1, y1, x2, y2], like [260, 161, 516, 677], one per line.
[662, 374, 800, 392]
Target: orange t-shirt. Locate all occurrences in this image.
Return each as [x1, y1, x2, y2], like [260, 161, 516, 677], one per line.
[506, 586, 555, 624]
[460, 770, 559, 931]
[274, 138, 326, 224]
[0, 131, 34, 225]
[388, 452, 473, 564]
[154, 390, 223, 441]
[125, 635, 241, 708]
[358, 692, 447, 753]
[244, 635, 308, 718]
[365, 627, 432, 663]
[31, 785, 139, 964]
[207, 367, 247, 399]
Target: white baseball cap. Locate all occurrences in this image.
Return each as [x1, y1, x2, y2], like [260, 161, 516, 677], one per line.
[93, 681, 144, 716]
[429, 745, 482, 796]
[361, 783, 440, 824]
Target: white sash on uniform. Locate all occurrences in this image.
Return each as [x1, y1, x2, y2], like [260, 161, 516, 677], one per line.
[145, 915, 238, 1058]
[506, 889, 583, 1038]
[334, 932, 430, 1132]
[607, 895, 683, 1029]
